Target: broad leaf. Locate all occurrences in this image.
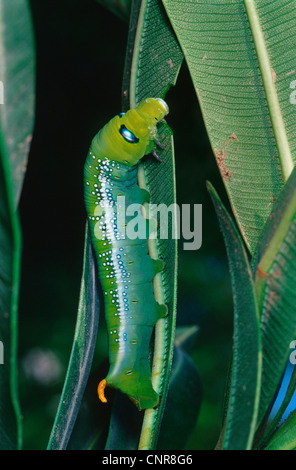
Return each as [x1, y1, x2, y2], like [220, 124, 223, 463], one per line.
[162, 0, 296, 253]
[208, 182, 261, 450]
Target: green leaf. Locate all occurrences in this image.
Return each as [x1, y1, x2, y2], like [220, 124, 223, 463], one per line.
[0, 117, 22, 450]
[252, 165, 296, 427]
[0, 0, 35, 449]
[162, 0, 296, 253]
[208, 182, 261, 450]
[47, 226, 100, 450]
[256, 366, 296, 449]
[122, 0, 183, 450]
[264, 409, 296, 450]
[66, 362, 114, 450]
[0, 0, 35, 206]
[104, 393, 143, 450]
[157, 346, 202, 450]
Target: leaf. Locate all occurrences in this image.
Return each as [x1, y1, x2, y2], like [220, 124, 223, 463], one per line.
[0, 118, 22, 450]
[0, 0, 35, 449]
[208, 182, 261, 450]
[252, 165, 296, 427]
[0, 0, 35, 206]
[66, 361, 114, 450]
[104, 393, 143, 450]
[162, 0, 296, 253]
[264, 409, 296, 450]
[47, 226, 100, 450]
[122, 0, 183, 449]
[157, 346, 202, 450]
[256, 364, 296, 449]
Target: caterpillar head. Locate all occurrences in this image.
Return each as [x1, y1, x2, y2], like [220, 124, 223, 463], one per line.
[91, 98, 169, 166]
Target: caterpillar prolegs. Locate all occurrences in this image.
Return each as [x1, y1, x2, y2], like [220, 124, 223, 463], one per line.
[84, 98, 169, 410]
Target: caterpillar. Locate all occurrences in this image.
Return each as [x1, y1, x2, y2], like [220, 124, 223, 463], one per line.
[84, 98, 169, 410]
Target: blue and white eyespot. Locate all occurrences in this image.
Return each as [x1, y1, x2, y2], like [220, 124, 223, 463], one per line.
[118, 112, 125, 118]
[119, 125, 139, 144]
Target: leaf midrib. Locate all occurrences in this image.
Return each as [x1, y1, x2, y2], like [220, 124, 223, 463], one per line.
[244, 0, 293, 181]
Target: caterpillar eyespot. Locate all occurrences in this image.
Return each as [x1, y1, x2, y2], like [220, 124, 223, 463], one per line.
[119, 125, 139, 144]
[84, 98, 169, 410]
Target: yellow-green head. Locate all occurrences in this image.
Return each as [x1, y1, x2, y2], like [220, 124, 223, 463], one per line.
[90, 98, 169, 166]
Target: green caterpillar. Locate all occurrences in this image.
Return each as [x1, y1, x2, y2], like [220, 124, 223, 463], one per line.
[84, 98, 169, 410]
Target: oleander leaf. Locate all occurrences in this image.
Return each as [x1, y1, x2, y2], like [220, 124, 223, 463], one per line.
[208, 182, 261, 450]
[264, 409, 296, 450]
[0, 111, 22, 450]
[47, 226, 100, 450]
[0, 0, 35, 206]
[252, 165, 296, 427]
[162, 0, 296, 253]
[0, 0, 35, 449]
[122, 0, 183, 450]
[157, 346, 202, 450]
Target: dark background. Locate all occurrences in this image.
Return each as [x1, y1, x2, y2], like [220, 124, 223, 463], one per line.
[18, 0, 233, 449]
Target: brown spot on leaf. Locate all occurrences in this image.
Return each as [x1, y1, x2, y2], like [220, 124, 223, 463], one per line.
[229, 133, 238, 142]
[214, 149, 233, 181]
[267, 194, 276, 208]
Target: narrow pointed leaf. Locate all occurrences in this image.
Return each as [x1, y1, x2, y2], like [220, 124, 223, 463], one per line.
[162, 0, 296, 253]
[256, 365, 296, 449]
[0, 0, 35, 449]
[157, 346, 202, 450]
[264, 409, 296, 450]
[47, 227, 100, 450]
[104, 394, 143, 450]
[0, 0, 35, 205]
[208, 182, 261, 450]
[253, 165, 296, 426]
[0, 123, 22, 450]
[122, 0, 183, 450]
